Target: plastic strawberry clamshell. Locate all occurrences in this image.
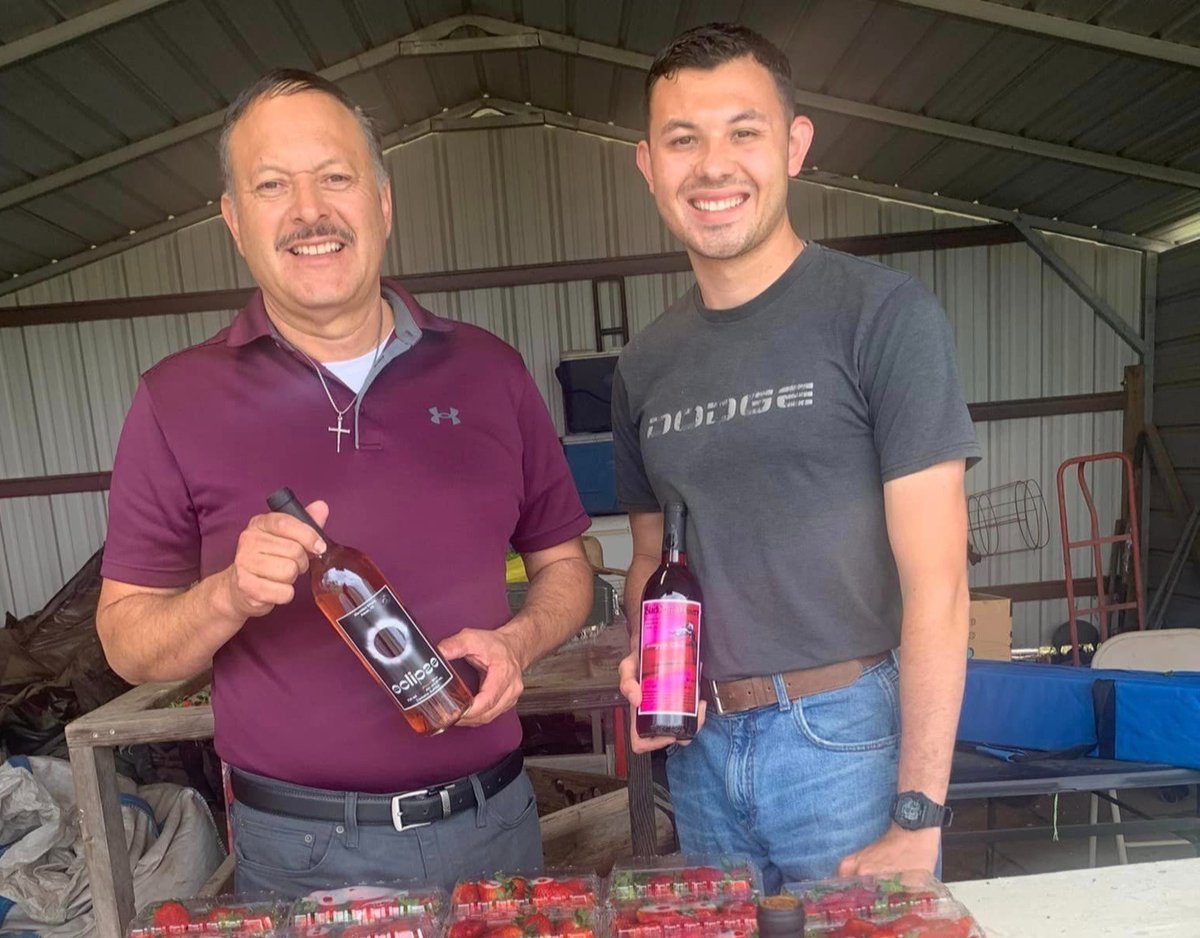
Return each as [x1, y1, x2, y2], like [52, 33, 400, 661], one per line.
[781, 871, 953, 927]
[127, 895, 289, 936]
[607, 897, 761, 938]
[444, 903, 604, 938]
[449, 870, 602, 915]
[606, 855, 761, 904]
[800, 900, 985, 938]
[269, 911, 439, 938]
[287, 881, 446, 927]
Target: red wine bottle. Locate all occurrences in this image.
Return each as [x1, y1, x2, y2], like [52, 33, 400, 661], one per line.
[637, 501, 703, 740]
[267, 487, 473, 735]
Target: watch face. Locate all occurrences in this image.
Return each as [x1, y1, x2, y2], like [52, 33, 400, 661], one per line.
[898, 797, 923, 823]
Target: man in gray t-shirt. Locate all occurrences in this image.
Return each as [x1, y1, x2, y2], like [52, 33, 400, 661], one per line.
[614, 24, 980, 887]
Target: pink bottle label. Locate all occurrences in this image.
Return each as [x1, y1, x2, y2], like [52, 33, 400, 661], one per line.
[639, 599, 701, 717]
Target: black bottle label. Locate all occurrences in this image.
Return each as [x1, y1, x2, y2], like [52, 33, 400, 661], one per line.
[337, 586, 454, 710]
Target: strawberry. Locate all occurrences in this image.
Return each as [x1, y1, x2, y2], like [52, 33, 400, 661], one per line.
[448, 920, 487, 938]
[455, 882, 483, 906]
[151, 901, 191, 931]
[521, 912, 553, 935]
[481, 926, 523, 938]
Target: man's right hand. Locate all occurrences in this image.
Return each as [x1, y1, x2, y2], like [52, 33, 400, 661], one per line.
[618, 650, 707, 753]
[220, 500, 330, 619]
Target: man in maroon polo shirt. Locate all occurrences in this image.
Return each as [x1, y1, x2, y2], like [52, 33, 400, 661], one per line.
[96, 69, 594, 896]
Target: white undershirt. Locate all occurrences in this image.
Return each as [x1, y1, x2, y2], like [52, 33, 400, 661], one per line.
[324, 334, 391, 393]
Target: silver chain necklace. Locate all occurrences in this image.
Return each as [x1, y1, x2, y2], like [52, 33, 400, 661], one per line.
[297, 305, 391, 453]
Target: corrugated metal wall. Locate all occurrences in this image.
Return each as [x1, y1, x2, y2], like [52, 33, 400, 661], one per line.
[0, 124, 1144, 647]
[1152, 242, 1200, 628]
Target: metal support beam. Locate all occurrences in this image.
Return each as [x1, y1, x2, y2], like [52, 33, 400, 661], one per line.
[1014, 220, 1147, 354]
[1141, 252, 1158, 591]
[886, 0, 1200, 71]
[0, 224, 1017, 325]
[0, 0, 179, 69]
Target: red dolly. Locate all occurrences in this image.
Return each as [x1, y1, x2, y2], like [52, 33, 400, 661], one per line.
[1056, 452, 1146, 666]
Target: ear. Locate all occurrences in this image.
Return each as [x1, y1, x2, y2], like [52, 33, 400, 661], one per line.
[786, 114, 815, 178]
[220, 193, 244, 256]
[635, 139, 656, 195]
[378, 176, 393, 233]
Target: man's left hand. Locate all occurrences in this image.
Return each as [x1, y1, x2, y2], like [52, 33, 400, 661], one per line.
[438, 627, 526, 727]
[838, 825, 940, 877]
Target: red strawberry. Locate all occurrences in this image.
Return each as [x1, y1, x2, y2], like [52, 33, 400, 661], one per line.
[481, 927, 523, 938]
[455, 883, 483, 906]
[521, 912, 553, 935]
[448, 920, 487, 938]
[151, 901, 191, 931]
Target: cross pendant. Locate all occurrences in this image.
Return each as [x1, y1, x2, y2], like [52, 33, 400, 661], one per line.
[328, 414, 351, 453]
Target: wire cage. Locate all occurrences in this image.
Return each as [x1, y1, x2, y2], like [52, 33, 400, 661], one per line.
[967, 479, 1051, 561]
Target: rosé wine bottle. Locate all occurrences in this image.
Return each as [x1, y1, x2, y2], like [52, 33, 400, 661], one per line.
[267, 487, 473, 735]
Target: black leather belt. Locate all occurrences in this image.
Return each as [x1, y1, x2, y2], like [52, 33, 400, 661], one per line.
[231, 750, 524, 832]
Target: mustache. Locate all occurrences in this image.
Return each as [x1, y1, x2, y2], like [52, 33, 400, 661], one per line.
[276, 222, 356, 251]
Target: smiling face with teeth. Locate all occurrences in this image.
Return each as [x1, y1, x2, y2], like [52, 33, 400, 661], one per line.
[637, 56, 813, 301]
[220, 90, 393, 353]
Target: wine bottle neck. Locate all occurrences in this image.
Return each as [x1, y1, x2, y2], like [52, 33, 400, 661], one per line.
[662, 502, 687, 564]
[266, 487, 333, 548]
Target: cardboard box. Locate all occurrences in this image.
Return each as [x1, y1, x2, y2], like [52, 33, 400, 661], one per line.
[969, 592, 1012, 661]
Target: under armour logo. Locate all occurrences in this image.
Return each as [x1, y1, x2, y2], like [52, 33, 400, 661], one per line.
[429, 406, 461, 426]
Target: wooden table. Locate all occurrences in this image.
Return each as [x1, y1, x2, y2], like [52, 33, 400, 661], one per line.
[949, 857, 1200, 937]
[65, 624, 650, 938]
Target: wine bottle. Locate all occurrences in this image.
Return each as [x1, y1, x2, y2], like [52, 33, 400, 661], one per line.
[637, 501, 703, 740]
[266, 487, 473, 735]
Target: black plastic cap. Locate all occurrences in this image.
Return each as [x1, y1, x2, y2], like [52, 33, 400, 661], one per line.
[267, 486, 297, 512]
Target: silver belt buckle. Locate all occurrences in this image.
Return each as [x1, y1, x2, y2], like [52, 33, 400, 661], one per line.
[708, 679, 726, 716]
[391, 791, 451, 834]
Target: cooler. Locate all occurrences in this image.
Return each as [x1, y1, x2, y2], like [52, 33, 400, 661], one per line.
[562, 432, 619, 515]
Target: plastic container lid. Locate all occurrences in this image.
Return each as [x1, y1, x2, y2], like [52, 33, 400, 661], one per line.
[273, 912, 437, 938]
[781, 871, 951, 925]
[127, 895, 287, 935]
[445, 905, 601, 938]
[803, 900, 985, 937]
[288, 882, 446, 927]
[608, 898, 760, 937]
[608, 855, 761, 903]
[450, 870, 600, 915]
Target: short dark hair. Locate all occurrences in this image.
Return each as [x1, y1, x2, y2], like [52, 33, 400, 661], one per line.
[644, 23, 794, 120]
[219, 68, 386, 195]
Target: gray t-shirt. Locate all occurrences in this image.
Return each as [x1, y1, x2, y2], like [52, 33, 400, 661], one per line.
[612, 243, 981, 681]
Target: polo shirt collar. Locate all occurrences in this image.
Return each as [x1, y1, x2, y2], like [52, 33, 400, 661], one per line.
[225, 277, 454, 349]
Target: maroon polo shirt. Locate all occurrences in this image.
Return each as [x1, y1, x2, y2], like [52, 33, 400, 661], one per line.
[102, 279, 589, 792]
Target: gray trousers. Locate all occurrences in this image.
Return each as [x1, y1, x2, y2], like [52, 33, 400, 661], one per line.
[231, 767, 542, 897]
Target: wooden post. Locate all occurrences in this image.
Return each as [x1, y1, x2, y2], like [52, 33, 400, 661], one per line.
[626, 745, 658, 856]
[69, 743, 136, 938]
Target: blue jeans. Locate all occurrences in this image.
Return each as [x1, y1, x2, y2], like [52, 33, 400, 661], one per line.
[666, 655, 901, 894]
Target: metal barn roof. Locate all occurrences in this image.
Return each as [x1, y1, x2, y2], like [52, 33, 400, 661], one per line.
[2, 0, 1199, 297]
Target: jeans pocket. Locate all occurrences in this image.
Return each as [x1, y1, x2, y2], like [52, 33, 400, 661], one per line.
[485, 775, 539, 831]
[791, 659, 900, 752]
[232, 802, 336, 875]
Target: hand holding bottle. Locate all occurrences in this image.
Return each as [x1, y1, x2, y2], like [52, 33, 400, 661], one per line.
[220, 499, 330, 620]
[619, 651, 707, 753]
[438, 626, 527, 727]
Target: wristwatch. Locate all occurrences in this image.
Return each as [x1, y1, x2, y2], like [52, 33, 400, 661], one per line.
[891, 791, 953, 830]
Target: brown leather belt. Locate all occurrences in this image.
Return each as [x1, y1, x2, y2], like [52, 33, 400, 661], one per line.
[702, 653, 890, 715]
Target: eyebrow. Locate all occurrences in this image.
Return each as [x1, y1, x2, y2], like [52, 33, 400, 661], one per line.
[249, 158, 346, 177]
[658, 110, 771, 135]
